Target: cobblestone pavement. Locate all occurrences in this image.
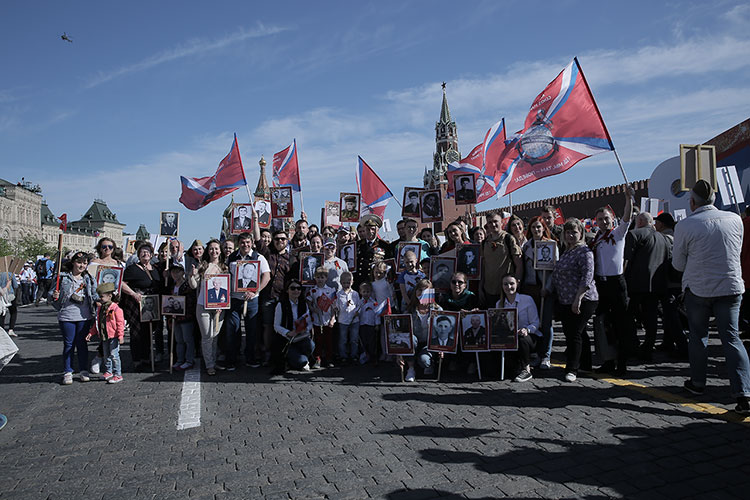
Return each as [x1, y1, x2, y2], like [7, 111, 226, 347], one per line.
[2, 306, 750, 499]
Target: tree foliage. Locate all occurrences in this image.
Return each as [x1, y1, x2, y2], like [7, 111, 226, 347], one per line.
[0, 238, 13, 257]
[12, 236, 56, 262]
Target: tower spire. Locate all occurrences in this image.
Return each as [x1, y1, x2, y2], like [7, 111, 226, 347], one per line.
[439, 82, 451, 123]
[254, 156, 271, 201]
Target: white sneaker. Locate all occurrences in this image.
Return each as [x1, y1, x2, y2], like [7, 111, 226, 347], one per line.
[90, 356, 101, 374]
[301, 362, 311, 372]
[405, 368, 416, 382]
[540, 358, 551, 370]
[61, 372, 73, 385]
[423, 365, 434, 376]
[79, 371, 90, 382]
[7, 329, 17, 337]
[565, 372, 577, 382]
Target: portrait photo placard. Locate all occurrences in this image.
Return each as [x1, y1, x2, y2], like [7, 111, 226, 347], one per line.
[139, 294, 161, 322]
[231, 203, 254, 235]
[429, 256, 456, 291]
[323, 200, 341, 228]
[299, 252, 324, 285]
[254, 200, 272, 229]
[488, 308, 518, 351]
[460, 310, 489, 352]
[419, 189, 443, 223]
[161, 295, 186, 316]
[204, 273, 230, 310]
[95, 265, 123, 295]
[533, 240, 557, 271]
[385, 314, 414, 356]
[234, 260, 260, 292]
[427, 310, 459, 354]
[402, 187, 422, 218]
[338, 242, 356, 270]
[396, 242, 422, 272]
[159, 211, 179, 237]
[456, 243, 481, 280]
[339, 192, 361, 223]
[271, 187, 294, 219]
[454, 174, 478, 205]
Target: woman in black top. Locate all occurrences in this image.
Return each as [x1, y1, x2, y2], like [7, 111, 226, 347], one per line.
[122, 242, 162, 371]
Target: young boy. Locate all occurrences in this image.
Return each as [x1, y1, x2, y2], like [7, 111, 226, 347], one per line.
[358, 282, 379, 364]
[396, 251, 426, 311]
[307, 266, 336, 368]
[335, 271, 361, 364]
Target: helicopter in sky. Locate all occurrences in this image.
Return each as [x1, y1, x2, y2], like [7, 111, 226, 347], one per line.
[61, 32, 73, 43]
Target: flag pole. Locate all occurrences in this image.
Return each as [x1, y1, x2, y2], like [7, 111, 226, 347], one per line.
[612, 149, 630, 186]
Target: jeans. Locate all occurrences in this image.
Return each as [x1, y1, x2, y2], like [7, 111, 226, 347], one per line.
[174, 320, 195, 364]
[197, 305, 224, 369]
[227, 297, 259, 365]
[537, 295, 556, 359]
[338, 321, 360, 359]
[684, 290, 750, 398]
[21, 283, 33, 305]
[59, 320, 90, 373]
[36, 279, 52, 303]
[103, 337, 122, 376]
[287, 337, 315, 369]
[407, 337, 432, 369]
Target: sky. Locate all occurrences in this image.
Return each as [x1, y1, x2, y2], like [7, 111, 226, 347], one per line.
[2, 0, 750, 245]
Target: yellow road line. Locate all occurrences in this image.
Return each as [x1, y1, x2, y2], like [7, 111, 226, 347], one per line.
[549, 362, 750, 424]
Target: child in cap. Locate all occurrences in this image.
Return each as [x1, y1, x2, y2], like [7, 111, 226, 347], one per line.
[87, 282, 125, 383]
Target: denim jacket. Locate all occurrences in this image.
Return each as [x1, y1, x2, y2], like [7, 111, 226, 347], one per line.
[49, 272, 99, 315]
[0, 272, 19, 302]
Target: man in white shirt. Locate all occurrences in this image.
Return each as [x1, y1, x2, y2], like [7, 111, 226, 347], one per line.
[590, 185, 634, 376]
[673, 180, 750, 415]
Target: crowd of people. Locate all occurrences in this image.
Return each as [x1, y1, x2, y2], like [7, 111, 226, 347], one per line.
[13, 180, 750, 414]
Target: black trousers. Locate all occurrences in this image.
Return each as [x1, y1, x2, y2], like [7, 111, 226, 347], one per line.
[595, 275, 635, 363]
[629, 291, 661, 351]
[558, 300, 598, 373]
[514, 334, 538, 373]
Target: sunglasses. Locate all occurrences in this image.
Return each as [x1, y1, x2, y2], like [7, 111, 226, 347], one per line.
[288, 286, 302, 291]
[274, 237, 288, 242]
[451, 280, 466, 285]
[101, 244, 114, 250]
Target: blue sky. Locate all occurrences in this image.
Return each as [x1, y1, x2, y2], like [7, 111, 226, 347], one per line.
[2, 0, 750, 245]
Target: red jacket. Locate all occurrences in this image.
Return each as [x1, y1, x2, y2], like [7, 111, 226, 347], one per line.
[89, 302, 125, 342]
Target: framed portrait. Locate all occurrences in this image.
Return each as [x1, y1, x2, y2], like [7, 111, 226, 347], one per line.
[396, 242, 422, 272]
[454, 174, 477, 205]
[299, 252, 324, 285]
[338, 242, 356, 270]
[95, 265, 123, 295]
[230, 203, 254, 235]
[234, 260, 260, 292]
[460, 310, 490, 352]
[384, 314, 414, 356]
[488, 308, 518, 351]
[125, 239, 137, 255]
[161, 295, 186, 316]
[533, 240, 557, 271]
[204, 273, 230, 309]
[139, 294, 161, 322]
[456, 243, 481, 280]
[159, 211, 179, 237]
[419, 189, 443, 223]
[429, 256, 456, 291]
[254, 200, 272, 229]
[428, 310, 459, 354]
[339, 192, 361, 223]
[323, 200, 341, 228]
[402, 187, 422, 218]
[271, 187, 294, 219]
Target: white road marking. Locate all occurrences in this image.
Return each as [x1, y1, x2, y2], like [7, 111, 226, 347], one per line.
[176, 363, 201, 430]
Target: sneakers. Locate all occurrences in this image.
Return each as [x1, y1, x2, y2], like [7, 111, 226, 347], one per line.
[179, 362, 194, 371]
[79, 371, 90, 382]
[564, 372, 577, 382]
[405, 367, 416, 382]
[514, 369, 533, 383]
[172, 361, 183, 370]
[301, 363, 311, 372]
[423, 365, 434, 376]
[684, 380, 705, 395]
[540, 358, 551, 370]
[735, 397, 750, 416]
[7, 329, 17, 337]
[206, 368, 216, 376]
[102, 372, 114, 381]
[61, 372, 73, 385]
[107, 375, 123, 384]
[90, 356, 101, 374]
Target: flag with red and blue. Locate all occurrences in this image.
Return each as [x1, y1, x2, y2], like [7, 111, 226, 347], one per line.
[273, 139, 302, 192]
[356, 156, 393, 218]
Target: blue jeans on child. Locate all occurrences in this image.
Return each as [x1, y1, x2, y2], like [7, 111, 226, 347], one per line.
[338, 321, 360, 359]
[103, 337, 122, 376]
[59, 320, 90, 374]
[174, 320, 195, 364]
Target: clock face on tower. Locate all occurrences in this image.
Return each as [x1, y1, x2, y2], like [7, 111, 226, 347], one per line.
[445, 148, 460, 164]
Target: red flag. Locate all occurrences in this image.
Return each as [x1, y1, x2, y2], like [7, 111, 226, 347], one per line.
[58, 214, 68, 232]
[273, 139, 301, 192]
[179, 134, 247, 210]
[356, 156, 393, 218]
[554, 207, 565, 225]
[494, 58, 614, 196]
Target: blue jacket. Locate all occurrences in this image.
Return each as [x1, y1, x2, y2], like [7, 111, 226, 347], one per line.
[49, 272, 99, 315]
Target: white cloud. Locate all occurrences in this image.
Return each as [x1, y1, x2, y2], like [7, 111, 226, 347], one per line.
[84, 24, 289, 89]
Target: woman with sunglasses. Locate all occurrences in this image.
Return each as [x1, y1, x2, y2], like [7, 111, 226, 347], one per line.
[50, 251, 99, 385]
[270, 278, 315, 374]
[188, 239, 227, 375]
[439, 272, 478, 312]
